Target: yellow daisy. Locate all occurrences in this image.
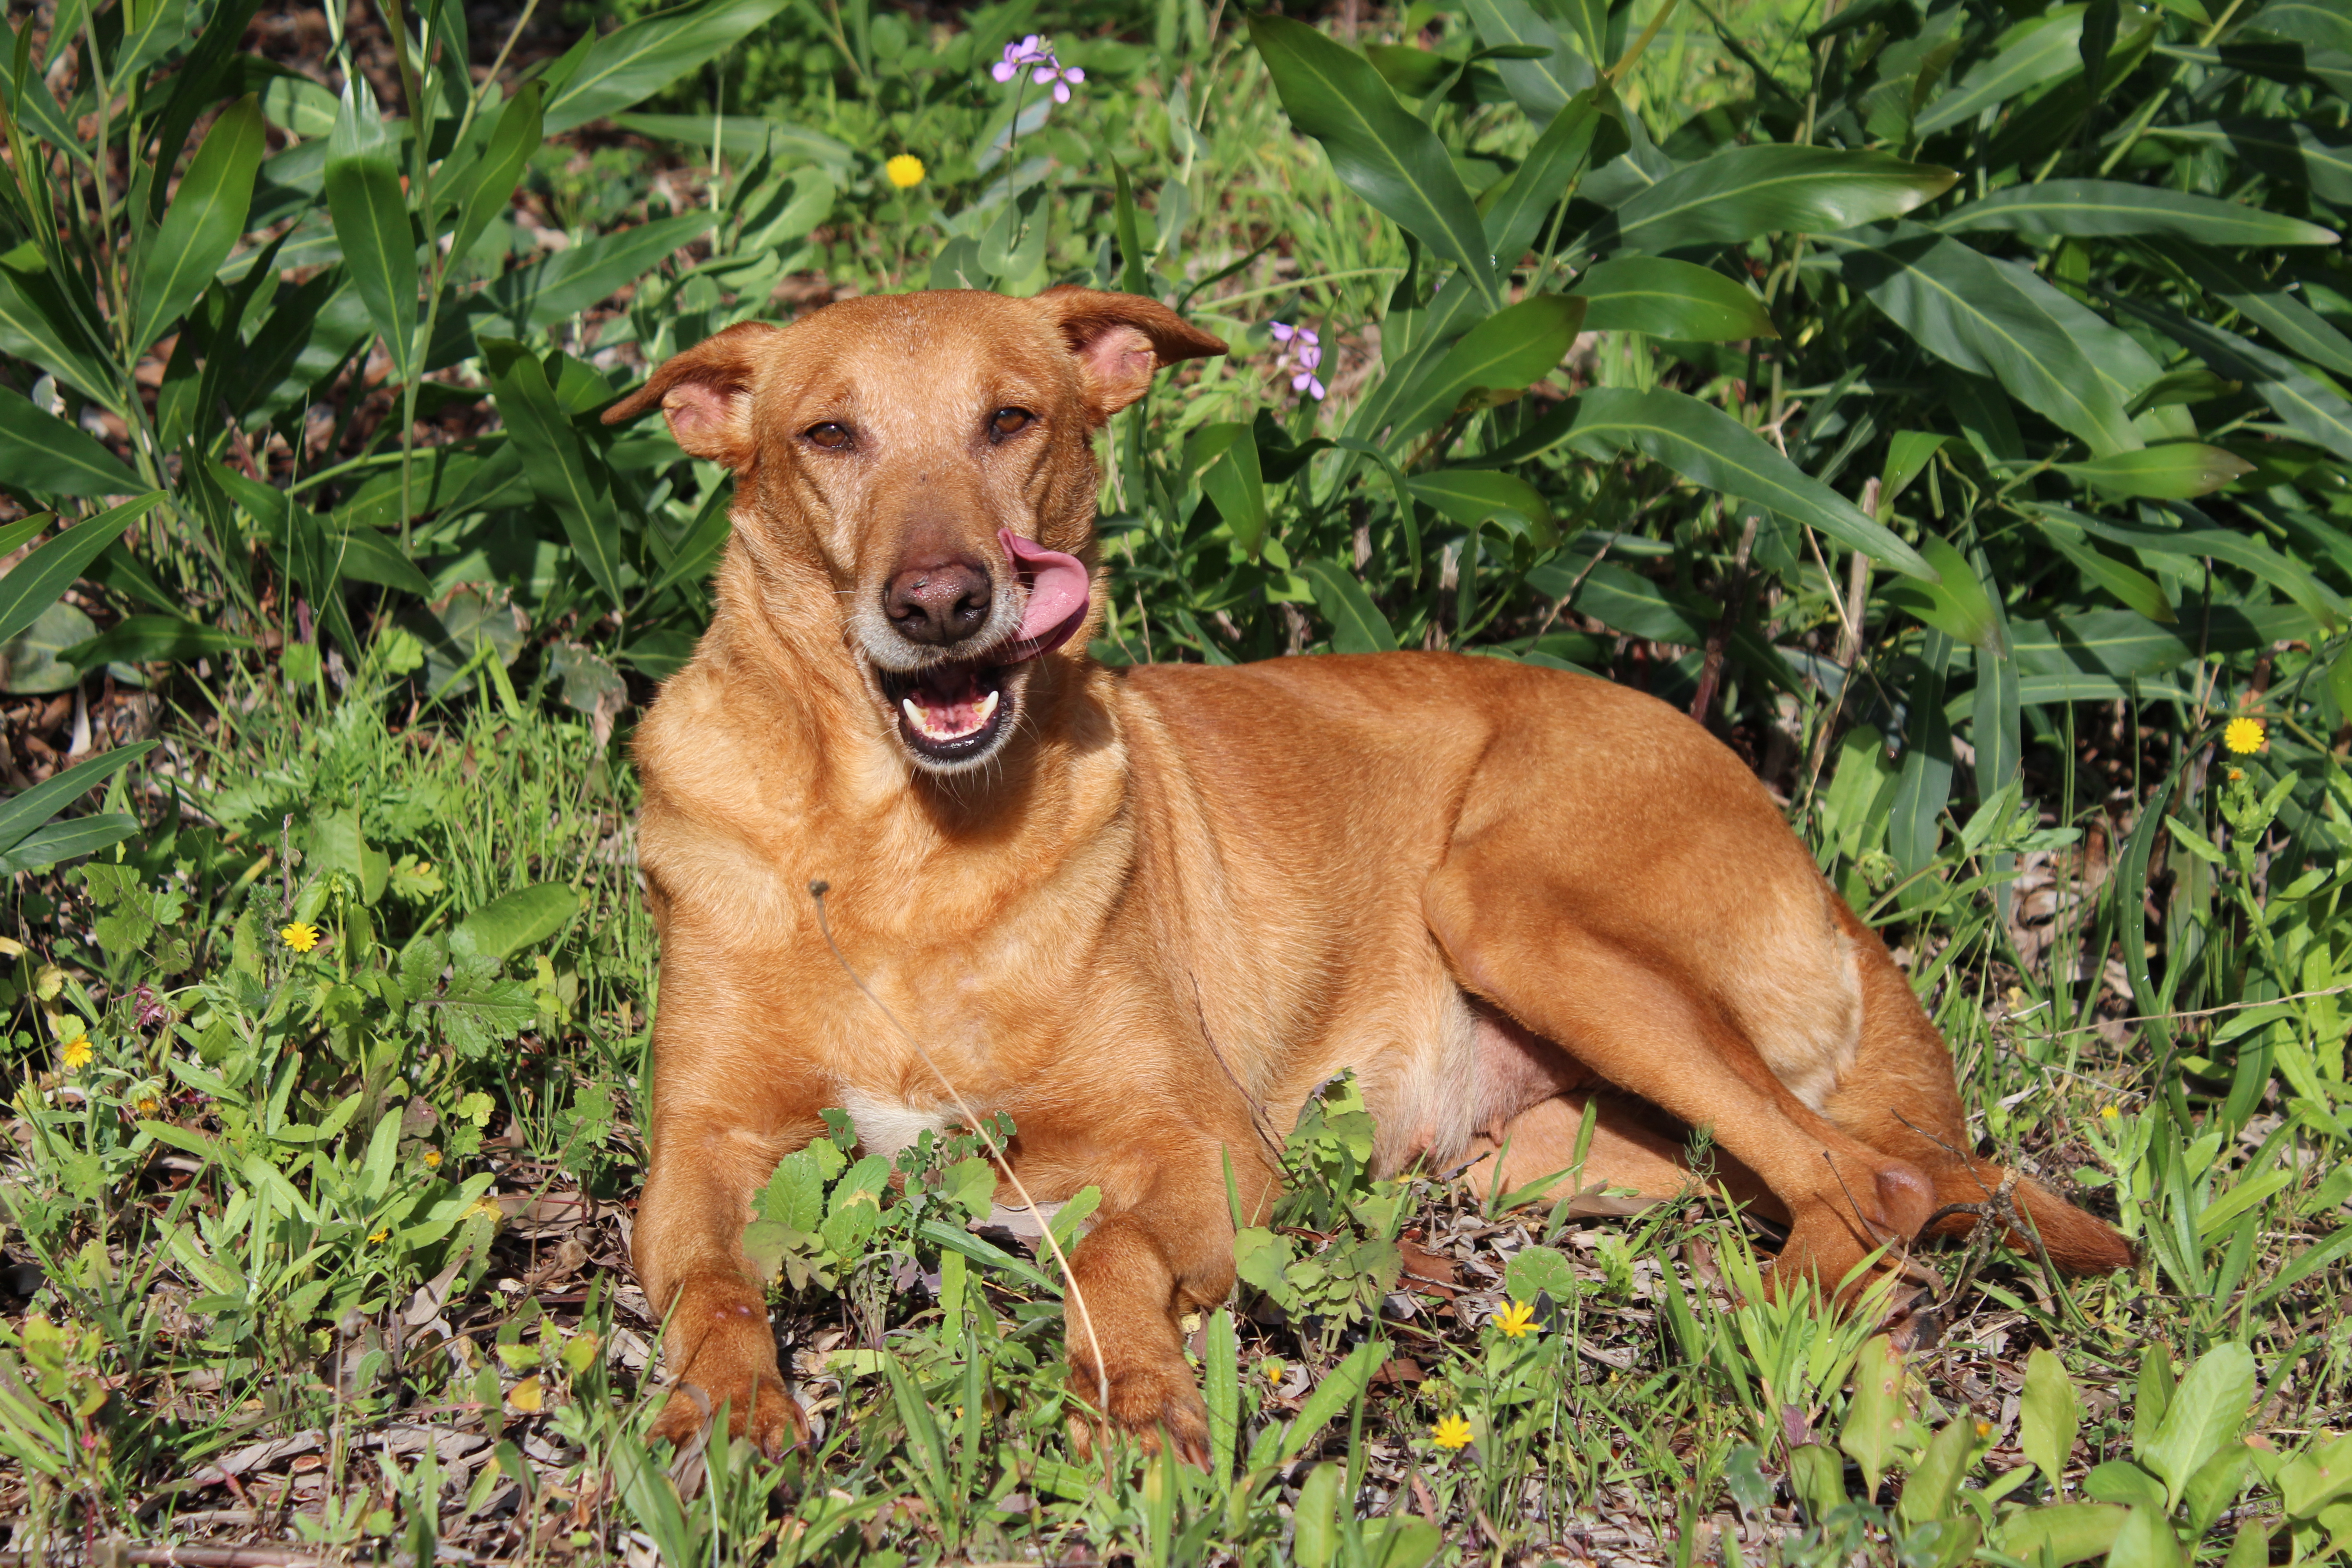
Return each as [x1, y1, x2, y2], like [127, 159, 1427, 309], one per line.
[885, 154, 925, 189]
[1494, 1299, 1539, 1338]
[61, 1036, 93, 1071]
[2223, 717, 2265, 755]
[1431, 1413, 1474, 1451]
[2100, 1105, 2121, 1122]
[279, 921, 321, 953]
[422, 1149, 443, 1168]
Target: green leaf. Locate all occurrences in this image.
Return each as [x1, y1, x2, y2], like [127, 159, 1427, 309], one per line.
[1482, 86, 1618, 265]
[451, 82, 542, 268]
[2104, 1504, 2182, 1568]
[1407, 469, 1555, 543]
[1301, 558, 1397, 653]
[1478, 387, 1932, 577]
[1881, 534, 1999, 648]
[543, 0, 796, 135]
[2139, 1341, 2254, 1508]
[2145, 119, 2352, 208]
[1279, 1337, 1383, 1461]
[1991, 1502, 2126, 1564]
[1584, 146, 1956, 259]
[0, 741, 153, 858]
[1891, 630, 1954, 877]
[1204, 1307, 1240, 1476]
[1186, 422, 1269, 558]
[133, 94, 265, 351]
[1503, 1244, 1573, 1303]
[1385, 294, 1585, 447]
[0, 249, 126, 414]
[1913, 8, 2086, 135]
[0, 386, 137, 496]
[2110, 296, 2352, 466]
[1461, 0, 1593, 119]
[1840, 1335, 1909, 1497]
[2029, 514, 2176, 622]
[2153, 241, 2352, 381]
[1571, 255, 1775, 340]
[1249, 15, 1500, 306]
[1828, 227, 2143, 456]
[0, 813, 141, 874]
[2057, 444, 2253, 499]
[481, 211, 707, 333]
[2021, 1347, 2081, 1488]
[324, 76, 418, 385]
[1899, 1417, 1975, 1527]
[484, 340, 625, 609]
[0, 494, 164, 647]
[450, 883, 581, 962]
[60, 615, 253, 669]
[2279, 1433, 2352, 1518]
[1939, 179, 2337, 247]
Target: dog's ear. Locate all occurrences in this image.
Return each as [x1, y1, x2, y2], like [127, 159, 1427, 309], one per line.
[603, 321, 780, 466]
[1037, 286, 1227, 423]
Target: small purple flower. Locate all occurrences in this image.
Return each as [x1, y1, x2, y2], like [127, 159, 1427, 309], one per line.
[993, 34, 1083, 100]
[1271, 322, 1327, 401]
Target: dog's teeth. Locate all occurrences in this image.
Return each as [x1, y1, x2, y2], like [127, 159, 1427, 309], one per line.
[974, 689, 1000, 726]
[901, 696, 930, 735]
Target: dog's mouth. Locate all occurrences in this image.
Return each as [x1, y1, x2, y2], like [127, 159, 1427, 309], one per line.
[864, 530, 1091, 774]
[880, 660, 1015, 764]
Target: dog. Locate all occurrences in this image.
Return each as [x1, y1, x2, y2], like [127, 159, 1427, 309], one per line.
[602, 285, 2132, 1460]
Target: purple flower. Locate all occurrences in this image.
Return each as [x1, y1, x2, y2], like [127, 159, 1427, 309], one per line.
[1270, 322, 1327, 400]
[993, 34, 1083, 100]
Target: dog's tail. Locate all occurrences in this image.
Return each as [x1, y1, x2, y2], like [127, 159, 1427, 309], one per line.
[1926, 1158, 2137, 1274]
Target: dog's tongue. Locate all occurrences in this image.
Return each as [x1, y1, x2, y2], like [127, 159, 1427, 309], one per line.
[998, 529, 1090, 662]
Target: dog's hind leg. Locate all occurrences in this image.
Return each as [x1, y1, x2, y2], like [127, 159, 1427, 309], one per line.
[1820, 901, 2134, 1273]
[1423, 846, 1937, 1295]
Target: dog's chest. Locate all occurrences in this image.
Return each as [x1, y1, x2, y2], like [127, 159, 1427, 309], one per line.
[838, 1085, 955, 1157]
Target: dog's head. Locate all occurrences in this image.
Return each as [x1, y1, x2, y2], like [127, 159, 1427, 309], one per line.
[605, 287, 1225, 775]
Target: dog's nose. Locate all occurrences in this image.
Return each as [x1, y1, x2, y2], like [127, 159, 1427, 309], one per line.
[884, 556, 993, 646]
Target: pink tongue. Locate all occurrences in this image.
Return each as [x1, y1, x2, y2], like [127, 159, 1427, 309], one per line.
[998, 529, 1090, 662]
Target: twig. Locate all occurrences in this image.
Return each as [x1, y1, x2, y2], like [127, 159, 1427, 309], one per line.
[805, 881, 1110, 1411]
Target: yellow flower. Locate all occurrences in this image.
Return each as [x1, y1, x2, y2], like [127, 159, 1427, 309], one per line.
[1431, 1414, 1474, 1451]
[279, 921, 321, 953]
[368, 1228, 389, 1245]
[2100, 1105, 2121, 1121]
[135, 1096, 159, 1117]
[422, 1148, 443, 1168]
[61, 1036, 93, 1071]
[1494, 1299, 1539, 1339]
[2227, 768, 2245, 782]
[2223, 717, 2265, 755]
[885, 154, 925, 189]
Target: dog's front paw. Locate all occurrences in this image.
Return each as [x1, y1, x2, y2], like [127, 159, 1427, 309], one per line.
[1066, 1346, 1212, 1467]
[650, 1369, 808, 1458]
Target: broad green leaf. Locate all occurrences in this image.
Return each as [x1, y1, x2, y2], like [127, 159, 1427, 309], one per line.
[114, 0, 189, 77]
[1892, 630, 1954, 877]
[1940, 179, 2337, 247]
[1573, 561, 1715, 642]
[1483, 85, 1618, 264]
[1881, 534, 1998, 648]
[2104, 1505, 2182, 1568]
[61, 615, 254, 669]
[1478, 387, 1932, 577]
[608, 113, 855, 176]
[1828, 228, 2142, 455]
[0, 494, 164, 647]
[2139, 1342, 2254, 1508]
[1301, 559, 1396, 653]
[1407, 469, 1554, 543]
[485, 340, 626, 609]
[2108, 297, 2352, 466]
[1187, 422, 1269, 557]
[1913, 8, 2087, 135]
[2154, 240, 2352, 380]
[2029, 514, 2176, 622]
[0, 741, 153, 858]
[2248, 0, 2352, 53]
[481, 211, 708, 332]
[1899, 1417, 1975, 1527]
[1992, 1503, 2127, 1564]
[1279, 1338, 1383, 1461]
[0, 387, 136, 496]
[1385, 294, 1585, 446]
[1840, 1335, 1909, 1496]
[1461, 0, 1593, 119]
[544, 0, 796, 135]
[1249, 15, 1500, 306]
[451, 882, 581, 962]
[324, 77, 418, 385]
[2146, 119, 2352, 208]
[133, 94, 265, 351]
[2050, 507, 2343, 625]
[451, 82, 543, 268]
[1571, 255, 1775, 340]
[1583, 146, 1955, 259]
[0, 813, 141, 874]
[0, 249, 125, 413]
[2279, 1433, 2352, 1518]
[1503, 1244, 1573, 1303]
[2021, 1347, 2081, 1487]
[2058, 444, 2253, 498]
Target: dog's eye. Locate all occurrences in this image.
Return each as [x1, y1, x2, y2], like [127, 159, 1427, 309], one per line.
[989, 407, 1034, 441]
[804, 422, 852, 451]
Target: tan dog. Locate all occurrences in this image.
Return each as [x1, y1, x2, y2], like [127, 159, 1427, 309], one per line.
[603, 286, 2130, 1460]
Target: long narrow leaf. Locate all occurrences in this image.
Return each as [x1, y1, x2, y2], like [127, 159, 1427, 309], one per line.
[324, 77, 418, 385]
[0, 741, 154, 857]
[133, 94, 266, 351]
[0, 495, 164, 647]
[485, 341, 625, 610]
[0, 386, 136, 496]
[543, 0, 795, 134]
